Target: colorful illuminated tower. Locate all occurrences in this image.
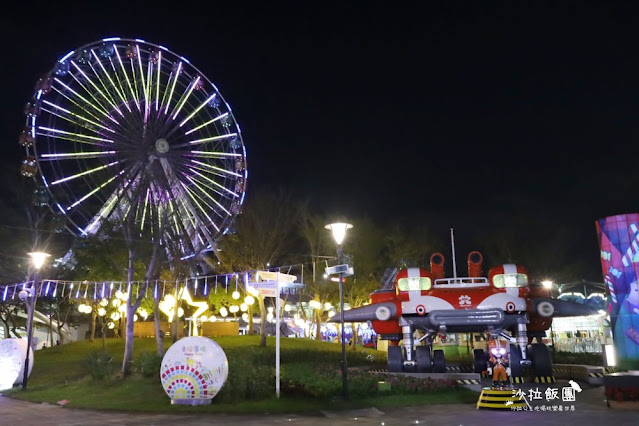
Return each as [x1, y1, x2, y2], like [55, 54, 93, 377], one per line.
[596, 214, 639, 367]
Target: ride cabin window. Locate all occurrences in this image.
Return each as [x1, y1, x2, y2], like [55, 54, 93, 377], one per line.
[493, 273, 528, 288]
[397, 277, 432, 291]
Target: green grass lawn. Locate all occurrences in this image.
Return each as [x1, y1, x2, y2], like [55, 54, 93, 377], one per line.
[3, 336, 478, 413]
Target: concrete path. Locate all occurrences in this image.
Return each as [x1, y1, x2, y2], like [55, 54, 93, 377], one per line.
[0, 380, 637, 425]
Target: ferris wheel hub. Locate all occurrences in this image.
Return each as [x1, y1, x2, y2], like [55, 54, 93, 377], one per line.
[155, 138, 169, 154]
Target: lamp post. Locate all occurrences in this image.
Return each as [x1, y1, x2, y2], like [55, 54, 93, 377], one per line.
[325, 222, 353, 399]
[19, 251, 50, 389]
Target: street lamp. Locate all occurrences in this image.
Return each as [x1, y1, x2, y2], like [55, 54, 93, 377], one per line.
[325, 222, 353, 399]
[19, 251, 50, 389]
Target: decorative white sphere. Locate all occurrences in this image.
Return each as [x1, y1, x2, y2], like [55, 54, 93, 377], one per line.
[160, 336, 228, 405]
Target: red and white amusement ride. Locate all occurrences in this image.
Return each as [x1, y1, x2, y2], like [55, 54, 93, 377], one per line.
[332, 251, 598, 377]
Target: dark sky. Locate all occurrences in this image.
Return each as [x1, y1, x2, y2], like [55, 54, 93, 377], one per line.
[2, 2, 639, 281]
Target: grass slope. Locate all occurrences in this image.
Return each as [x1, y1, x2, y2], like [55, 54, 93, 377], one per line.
[4, 336, 477, 413]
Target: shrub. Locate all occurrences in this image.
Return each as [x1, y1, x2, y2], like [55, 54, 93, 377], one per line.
[216, 358, 274, 402]
[133, 351, 163, 379]
[82, 350, 115, 381]
[281, 363, 459, 399]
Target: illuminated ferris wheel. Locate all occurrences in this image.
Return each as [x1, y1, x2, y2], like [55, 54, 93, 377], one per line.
[19, 37, 247, 255]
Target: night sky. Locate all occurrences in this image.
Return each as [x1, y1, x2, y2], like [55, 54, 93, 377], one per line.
[2, 2, 639, 281]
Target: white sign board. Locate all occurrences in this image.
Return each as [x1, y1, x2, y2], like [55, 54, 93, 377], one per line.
[255, 270, 297, 283]
[247, 280, 280, 297]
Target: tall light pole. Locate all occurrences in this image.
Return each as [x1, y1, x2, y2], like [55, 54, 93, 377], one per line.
[325, 222, 352, 399]
[19, 251, 50, 389]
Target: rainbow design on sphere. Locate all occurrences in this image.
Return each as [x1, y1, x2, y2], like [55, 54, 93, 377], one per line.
[161, 363, 216, 399]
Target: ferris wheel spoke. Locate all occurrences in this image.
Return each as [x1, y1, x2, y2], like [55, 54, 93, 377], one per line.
[170, 77, 199, 121]
[139, 188, 151, 231]
[144, 57, 154, 123]
[48, 161, 119, 185]
[180, 181, 222, 231]
[185, 167, 238, 199]
[155, 50, 162, 112]
[50, 84, 115, 128]
[114, 48, 140, 111]
[41, 101, 116, 135]
[184, 111, 228, 135]
[54, 77, 120, 125]
[169, 193, 213, 251]
[182, 134, 239, 148]
[135, 45, 149, 114]
[36, 126, 115, 147]
[185, 175, 232, 217]
[69, 62, 124, 118]
[66, 169, 125, 211]
[85, 164, 144, 233]
[91, 49, 132, 113]
[84, 60, 123, 117]
[162, 62, 182, 115]
[189, 159, 242, 178]
[40, 151, 116, 161]
[128, 58, 142, 111]
[177, 90, 215, 128]
[108, 56, 135, 112]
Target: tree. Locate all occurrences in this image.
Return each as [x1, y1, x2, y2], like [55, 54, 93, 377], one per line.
[297, 205, 336, 340]
[341, 217, 387, 349]
[385, 223, 439, 269]
[217, 186, 300, 347]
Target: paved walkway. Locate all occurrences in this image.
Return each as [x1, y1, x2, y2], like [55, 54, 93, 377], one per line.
[1, 381, 637, 425]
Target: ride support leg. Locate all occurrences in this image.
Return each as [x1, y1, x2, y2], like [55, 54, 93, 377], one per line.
[402, 325, 414, 361]
[516, 318, 528, 360]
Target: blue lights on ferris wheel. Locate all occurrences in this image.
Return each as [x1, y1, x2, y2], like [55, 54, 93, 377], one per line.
[19, 37, 248, 256]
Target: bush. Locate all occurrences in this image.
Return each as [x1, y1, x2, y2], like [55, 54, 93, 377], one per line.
[82, 350, 115, 381]
[133, 351, 163, 379]
[216, 358, 274, 402]
[281, 363, 459, 399]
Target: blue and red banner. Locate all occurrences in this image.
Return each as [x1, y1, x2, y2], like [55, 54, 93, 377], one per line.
[596, 214, 639, 364]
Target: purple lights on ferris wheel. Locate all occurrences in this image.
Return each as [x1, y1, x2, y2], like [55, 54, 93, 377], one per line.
[20, 37, 247, 257]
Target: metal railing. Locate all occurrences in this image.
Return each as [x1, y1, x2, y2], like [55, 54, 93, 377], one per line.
[433, 277, 490, 288]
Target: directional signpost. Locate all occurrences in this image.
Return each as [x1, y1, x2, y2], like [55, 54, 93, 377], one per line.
[246, 271, 302, 399]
